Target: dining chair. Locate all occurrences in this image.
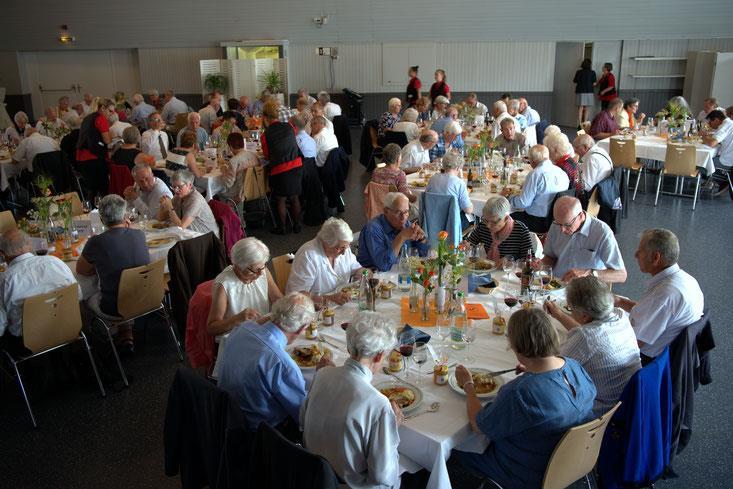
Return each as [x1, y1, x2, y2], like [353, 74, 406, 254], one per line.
[1, 283, 106, 427]
[271, 254, 293, 293]
[655, 143, 701, 210]
[0, 209, 16, 232]
[586, 188, 601, 218]
[529, 232, 544, 259]
[541, 402, 621, 489]
[363, 181, 391, 220]
[609, 138, 644, 200]
[93, 259, 184, 387]
[52, 191, 84, 216]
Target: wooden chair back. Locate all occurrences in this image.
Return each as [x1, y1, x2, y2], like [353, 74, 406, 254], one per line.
[664, 143, 698, 177]
[363, 181, 391, 220]
[22, 283, 82, 353]
[0, 210, 16, 233]
[587, 188, 601, 218]
[117, 259, 166, 319]
[542, 402, 621, 489]
[609, 138, 636, 169]
[173, 112, 189, 134]
[271, 254, 293, 293]
[53, 192, 83, 216]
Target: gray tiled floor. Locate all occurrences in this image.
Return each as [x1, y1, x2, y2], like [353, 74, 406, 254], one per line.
[1, 131, 732, 488]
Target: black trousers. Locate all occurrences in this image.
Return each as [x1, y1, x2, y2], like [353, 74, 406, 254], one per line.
[76, 157, 109, 199]
[511, 210, 549, 234]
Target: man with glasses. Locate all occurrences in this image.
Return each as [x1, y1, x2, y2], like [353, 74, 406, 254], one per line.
[542, 196, 626, 283]
[357, 192, 429, 272]
[141, 112, 170, 160]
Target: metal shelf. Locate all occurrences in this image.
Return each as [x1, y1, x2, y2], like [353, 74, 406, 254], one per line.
[631, 57, 687, 61]
[628, 74, 686, 78]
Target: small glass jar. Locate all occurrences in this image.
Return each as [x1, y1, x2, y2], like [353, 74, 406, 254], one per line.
[322, 308, 335, 326]
[388, 350, 403, 372]
[305, 321, 318, 340]
[380, 286, 392, 299]
[492, 315, 506, 336]
[433, 363, 449, 385]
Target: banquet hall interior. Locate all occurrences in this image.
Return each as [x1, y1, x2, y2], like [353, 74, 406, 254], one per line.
[1, 1, 732, 488]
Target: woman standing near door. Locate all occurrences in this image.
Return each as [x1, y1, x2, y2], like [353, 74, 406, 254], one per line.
[595, 62, 617, 111]
[405, 66, 421, 108]
[573, 58, 596, 128]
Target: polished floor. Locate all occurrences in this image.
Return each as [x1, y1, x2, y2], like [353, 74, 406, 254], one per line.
[1, 131, 732, 488]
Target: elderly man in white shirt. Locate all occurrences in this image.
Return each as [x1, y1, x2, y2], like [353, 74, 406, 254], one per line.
[199, 93, 221, 133]
[490, 100, 517, 140]
[123, 165, 172, 218]
[615, 228, 704, 360]
[35, 106, 68, 137]
[12, 127, 59, 167]
[696, 97, 721, 123]
[108, 112, 132, 141]
[573, 134, 614, 192]
[5, 111, 31, 145]
[463, 92, 488, 116]
[0, 229, 79, 341]
[392, 107, 421, 142]
[297, 88, 317, 106]
[160, 89, 189, 125]
[311, 115, 339, 167]
[130, 93, 156, 130]
[141, 112, 169, 160]
[286, 218, 364, 306]
[401, 129, 438, 174]
[301, 311, 403, 489]
[80, 93, 95, 115]
[317, 91, 342, 120]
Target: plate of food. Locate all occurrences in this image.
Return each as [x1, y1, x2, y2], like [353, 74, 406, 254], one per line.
[467, 258, 496, 273]
[542, 277, 566, 292]
[287, 344, 331, 369]
[476, 278, 500, 294]
[374, 381, 423, 415]
[412, 180, 427, 188]
[341, 283, 360, 300]
[448, 368, 506, 399]
[146, 235, 178, 248]
[147, 220, 170, 230]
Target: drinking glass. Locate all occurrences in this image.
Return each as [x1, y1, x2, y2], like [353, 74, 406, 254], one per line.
[93, 196, 102, 209]
[530, 270, 544, 303]
[413, 342, 429, 385]
[399, 336, 415, 379]
[82, 200, 92, 214]
[501, 256, 515, 279]
[435, 313, 451, 345]
[462, 320, 477, 362]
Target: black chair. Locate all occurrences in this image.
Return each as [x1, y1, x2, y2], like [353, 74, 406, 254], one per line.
[318, 147, 350, 211]
[383, 130, 409, 148]
[359, 119, 381, 171]
[332, 115, 352, 155]
[300, 156, 326, 226]
[251, 422, 340, 489]
[32, 150, 78, 195]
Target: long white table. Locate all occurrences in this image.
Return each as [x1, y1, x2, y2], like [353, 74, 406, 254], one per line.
[596, 135, 716, 175]
[0, 155, 28, 191]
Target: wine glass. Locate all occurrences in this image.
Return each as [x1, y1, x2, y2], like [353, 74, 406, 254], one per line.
[399, 336, 415, 380]
[93, 196, 102, 209]
[462, 320, 477, 362]
[530, 270, 544, 303]
[435, 313, 451, 345]
[501, 256, 515, 279]
[82, 200, 92, 214]
[413, 342, 429, 385]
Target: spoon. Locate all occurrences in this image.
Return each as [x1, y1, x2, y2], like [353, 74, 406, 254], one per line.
[406, 402, 441, 420]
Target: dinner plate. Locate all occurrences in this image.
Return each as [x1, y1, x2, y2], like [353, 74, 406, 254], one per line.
[448, 367, 506, 399]
[147, 221, 170, 231]
[286, 344, 331, 370]
[542, 277, 567, 293]
[373, 381, 423, 415]
[411, 181, 427, 188]
[466, 258, 496, 273]
[146, 235, 178, 248]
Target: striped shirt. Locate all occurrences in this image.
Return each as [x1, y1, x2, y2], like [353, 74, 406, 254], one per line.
[466, 220, 533, 259]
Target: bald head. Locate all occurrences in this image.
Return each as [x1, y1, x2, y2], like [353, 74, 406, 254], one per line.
[0, 228, 32, 261]
[553, 196, 582, 222]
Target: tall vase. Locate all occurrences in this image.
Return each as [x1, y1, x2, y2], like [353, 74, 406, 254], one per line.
[421, 289, 430, 322]
[408, 282, 419, 313]
[435, 285, 447, 314]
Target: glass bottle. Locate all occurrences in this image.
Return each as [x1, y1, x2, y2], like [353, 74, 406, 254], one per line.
[450, 292, 467, 350]
[398, 244, 411, 292]
[358, 270, 370, 311]
[520, 249, 533, 297]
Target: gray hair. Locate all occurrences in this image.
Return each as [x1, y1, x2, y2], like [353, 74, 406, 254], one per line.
[499, 117, 516, 129]
[131, 164, 152, 177]
[98, 194, 127, 226]
[171, 169, 195, 186]
[108, 111, 119, 124]
[641, 228, 679, 267]
[14, 111, 28, 125]
[508, 99, 520, 111]
[311, 115, 328, 128]
[148, 89, 160, 97]
[132, 93, 144, 105]
[419, 130, 438, 143]
[317, 217, 353, 247]
[573, 134, 595, 151]
[544, 125, 561, 137]
[381, 143, 402, 165]
[442, 151, 464, 170]
[565, 276, 614, 320]
[529, 144, 549, 163]
[0, 228, 32, 258]
[290, 115, 306, 130]
[383, 191, 408, 209]
[434, 96, 449, 105]
[482, 196, 511, 220]
[346, 311, 397, 359]
[388, 98, 402, 111]
[317, 91, 330, 103]
[493, 100, 507, 113]
[444, 120, 462, 136]
[544, 133, 573, 157]
[271, 292, 316, 333]
[122, 126, 141, 145]
[507, 308, 559, 358]
[231, 237, 270, 269]
[401, 107, 418, 123]
[187, 112, 200, 123]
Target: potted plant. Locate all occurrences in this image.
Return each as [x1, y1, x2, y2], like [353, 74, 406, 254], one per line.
[260, 69, 282, 94]
[204, 74, 229, 94]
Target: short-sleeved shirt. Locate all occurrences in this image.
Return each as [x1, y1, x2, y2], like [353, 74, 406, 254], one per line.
[357, 215, 429, 271]
[590, 111, 619, 138]
[371, 166, 408, 195]
[81, 227, 150, 315]
[425, 172, 472, 211]
[172, 190, 219, 236]
[543, 214, 625, 278]
[466, 219, 533, 260]
[401, 140, 430, 169]
[456, 358, 596, 489]
[711, 117, 733, 167]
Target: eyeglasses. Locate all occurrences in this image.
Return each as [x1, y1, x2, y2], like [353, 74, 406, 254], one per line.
[387, 208, 410, 217]
[171, 183, 189, 191]
[553, 211, 583, 229]
[247, 265, 266, 275]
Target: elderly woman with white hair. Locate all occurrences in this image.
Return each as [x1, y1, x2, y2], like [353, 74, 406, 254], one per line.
[378, 97, 403, 140]
[545, 275, 641, 415]
[429, 120, 465, 161]
[158, 170, 218, 236]
[391, 107, 421, 142]
[465, 196, 533, 262]
[286, 218, 365, 306]
[543, 124, 562, 139]
[543, 132, 581, 196]
[207, 237, 283, 336]
[301, 310, 403, 488]
[427, 151, 473, 213]
[5, 111, 30, 145]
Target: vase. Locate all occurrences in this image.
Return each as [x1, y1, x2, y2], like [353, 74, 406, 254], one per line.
[421, 290, 430, 322]
[408, 282, 419, 313]
[435, 286, 447, 314]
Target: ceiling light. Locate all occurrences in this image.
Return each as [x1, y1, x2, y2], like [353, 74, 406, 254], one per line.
[58, 25, 75, 44]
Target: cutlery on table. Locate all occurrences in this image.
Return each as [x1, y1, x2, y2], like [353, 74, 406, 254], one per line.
[405, 402, 440, 420]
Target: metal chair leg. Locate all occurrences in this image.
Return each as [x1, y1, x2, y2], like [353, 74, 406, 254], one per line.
[692, 174, 701, 210]
[3, 352, 37, 428]
[98, 318, 129, 387]
[161, 307, 184, 361]
[654, 172, 663, 206]
[632, 168, 643, 201]
[80, 332, 106, 398]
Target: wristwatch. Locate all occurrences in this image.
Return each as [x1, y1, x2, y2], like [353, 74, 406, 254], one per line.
[591, 269, 599, 278]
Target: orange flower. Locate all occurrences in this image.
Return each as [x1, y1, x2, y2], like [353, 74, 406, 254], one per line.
[438, 230, 449, 241]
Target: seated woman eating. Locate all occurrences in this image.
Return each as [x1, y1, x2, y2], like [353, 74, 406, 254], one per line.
[449, 308, 596, 489]
[158, 170, 219, 236]
[286, 218, 365, 307]
[465, 196, 533, 261]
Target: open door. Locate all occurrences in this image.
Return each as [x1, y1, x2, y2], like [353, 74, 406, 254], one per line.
[552, 43, 586, 128]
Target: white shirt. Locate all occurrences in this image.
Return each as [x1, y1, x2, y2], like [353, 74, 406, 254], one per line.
[141, 129, 169, 160]
[160, 97, 189, 124]
[400, 140, 430, 169]
[579, 144, 614, 191]
[214, 265, 270, 319]
[60, 109, 81, 128]
[492, 112, 517, 140]
[13, 132, 60, 167]
[128, 177, 172, 218]
[697, 107, 721, 123]
[711, 117, 733, 168]
[468, 101, 488, 116]
[199, 105, 219, 133]
[286, 238, 360, 295]
[4, 126, 25, 145]
[219, 150, 260, 200]
[313, 128, 339, 167]
[301, 359, 401, 489]
[324, 102, 342, 120]
[0, 253, 79, 337]
[109, 120, 132, 141]
[630, 264, 704, 358]
[35, 118, 67, 137]
[560, 308, 641, 415]
[391, 121, 420, 142]
[81, 101, 94, 115]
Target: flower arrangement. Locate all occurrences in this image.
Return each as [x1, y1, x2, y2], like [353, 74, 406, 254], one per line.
[41, 120, 71, 140]
[656, 101, 691, 129]
[434, 230, 467, 288]
[411, 264, 437, 293]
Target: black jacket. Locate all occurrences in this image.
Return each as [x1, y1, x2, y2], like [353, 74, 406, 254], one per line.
[317, 147, 350, 208]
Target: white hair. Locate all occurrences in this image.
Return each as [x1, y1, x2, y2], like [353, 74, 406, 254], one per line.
[641, 228, 679, 267]
[187, 112, 200, 123]
[482, 196, 511, 220]
[98, 194, 127, 226]
[508, 99, 520, 111]
[388, 98, 402, 111]
[544, 133, 573, 157]
[529, 144, 549, 163]
[13, 111, 28, 124]
[271, 292, 316, 333]
[565, 276, 614, 321]
[401, 108, 418, 123]
[132, 93, 144, 105]
[346, 311, 397, 359]
[444, 120, 462, 136]
[383, 191, 408, 209]
[148, 89, 159, 97]
[0, 229, 32, 258]
[434, 96, 449, 105]
[171, 170, 195, 186]
[442, 151, 464, 170]
[231, 237, 270, 269]
[317, 91, 330, 103]
[131, 164, 152, 177]
[573, 134, 595, 151]
[317, 218, 353, 247]
[544, 124, 561, 137]
[493, 100, 507, 113]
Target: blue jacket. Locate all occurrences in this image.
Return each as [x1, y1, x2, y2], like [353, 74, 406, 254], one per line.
[420, 191, 462, 249]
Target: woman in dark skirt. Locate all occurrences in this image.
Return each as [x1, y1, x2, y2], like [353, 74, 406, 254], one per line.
[261, 100, 303, 234]
[429, 69, 451, 103]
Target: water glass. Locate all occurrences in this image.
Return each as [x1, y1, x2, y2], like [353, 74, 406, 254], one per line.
[501, 256, 515, 279]
[413, 342, 429, 385]
[462, 320, 477, 362]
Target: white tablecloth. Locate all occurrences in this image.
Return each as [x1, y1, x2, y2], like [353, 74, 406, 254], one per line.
[596, 135, 716, 175]
[0, 156, 28, 191]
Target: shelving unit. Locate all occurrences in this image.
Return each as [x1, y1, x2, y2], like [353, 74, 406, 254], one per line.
[629, 74, 686, 78]
[627, 56, 687, 81]
[631, 56, 688, 61]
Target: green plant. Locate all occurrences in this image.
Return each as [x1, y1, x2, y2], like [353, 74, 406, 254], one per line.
[204, 74, 229, 93]
[260, 69, 282, 93]
[656, 101, 691, 128]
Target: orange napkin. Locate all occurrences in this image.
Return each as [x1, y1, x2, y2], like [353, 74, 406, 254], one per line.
[465, 303, 489, 320]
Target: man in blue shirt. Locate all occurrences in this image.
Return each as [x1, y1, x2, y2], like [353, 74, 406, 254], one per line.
[357, 192, 429, 271]
[291, 115, 317, 158]
[217, 293, 331, 438]
[175, 112, 209, 149]
[429, 121, 465, 161]
[508, 99, 528, 131]
[130, 93, 155, 130]
[430, 104, 458, 135]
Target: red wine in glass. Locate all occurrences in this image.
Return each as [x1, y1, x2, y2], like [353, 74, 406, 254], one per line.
[399, 344, 414, 357]
[504, 297, 518, 308]
[541, 276, 552, 285]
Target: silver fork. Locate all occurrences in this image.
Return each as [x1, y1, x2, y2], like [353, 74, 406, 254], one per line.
[405, 402, 440, 420]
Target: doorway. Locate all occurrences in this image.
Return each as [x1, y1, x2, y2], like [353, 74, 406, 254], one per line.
[552, 42, 586, 128]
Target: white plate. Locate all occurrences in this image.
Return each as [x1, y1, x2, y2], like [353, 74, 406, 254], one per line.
[448, 367, 506, 399]
[286, 344, 331, 370]
[147, 220, 171, 231]
[373, 381, 423, 415]
[146, 235, 179, 248]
